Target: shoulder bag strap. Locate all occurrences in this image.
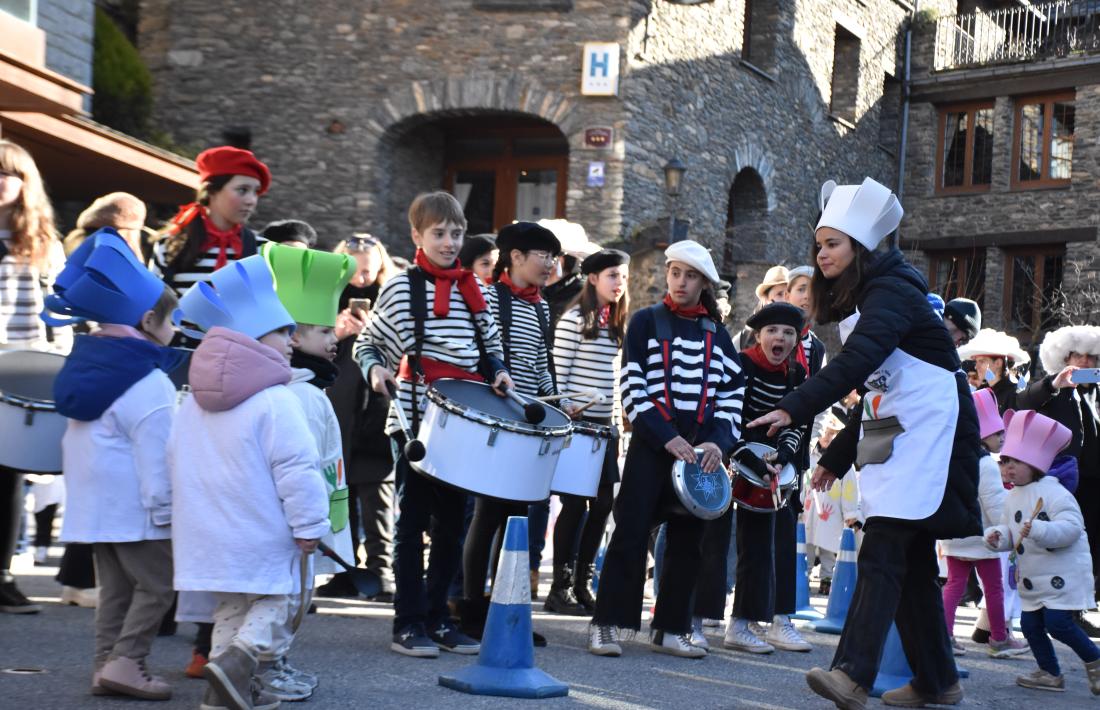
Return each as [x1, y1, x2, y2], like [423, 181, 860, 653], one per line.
[494, 281, 512, 370]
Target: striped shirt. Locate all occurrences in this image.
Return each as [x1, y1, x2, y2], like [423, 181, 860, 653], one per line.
[150, 225, 264, 298]
[552, 305, 620, 420]
[488, 286, 555, 398]
[354, 269, 505, 434]
[621, 305, 745, 453]
[0, 232, 70, 352]
[734, 353, 805, 462]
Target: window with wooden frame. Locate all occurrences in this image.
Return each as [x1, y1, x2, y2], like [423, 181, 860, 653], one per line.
[1012, 92, 1075, 189]
[928, 248, 986, 306]
[742, 0, 779, 73]
[935, 102, 994, 193]
[1003, 246, 1066, 336]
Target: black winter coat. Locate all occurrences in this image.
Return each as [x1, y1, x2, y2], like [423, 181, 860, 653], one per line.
[777, 249, 982, 540]
[1015, 376, 1100, 477]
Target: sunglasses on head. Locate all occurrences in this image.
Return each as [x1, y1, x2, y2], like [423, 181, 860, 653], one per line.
[344, 234, 379, 251]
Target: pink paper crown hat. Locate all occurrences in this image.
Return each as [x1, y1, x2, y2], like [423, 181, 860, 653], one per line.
[1000, 409, 1072, 474]
[972, 388, 1005, 440]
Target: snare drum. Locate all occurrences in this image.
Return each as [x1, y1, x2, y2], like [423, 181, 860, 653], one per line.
[0, 350, 67, 473]
[550, 420, 612, 498]
[670, 448, 733, 520]
[414, 379, 571, 502]
[731, 441, 798, 513]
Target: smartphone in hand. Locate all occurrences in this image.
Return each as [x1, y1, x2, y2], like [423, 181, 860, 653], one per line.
[348, 298, 371, 319]
[1071, 368, 1100, 384]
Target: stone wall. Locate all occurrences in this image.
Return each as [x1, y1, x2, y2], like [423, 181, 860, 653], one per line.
[37, 0, 94, 89]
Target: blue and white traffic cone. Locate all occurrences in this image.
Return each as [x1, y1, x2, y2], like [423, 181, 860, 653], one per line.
[792, 522, 824, 621]
[871, 623, 912, 697]
[439, 516, 568, 699]
[809, 528, 857, 634]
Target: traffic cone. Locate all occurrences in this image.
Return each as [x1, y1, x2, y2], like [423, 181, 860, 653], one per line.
[439, 516, 568, 699]
[871, 623, 912, 697]
[792, 521, 824, 621]
[809, 528, 857, 634]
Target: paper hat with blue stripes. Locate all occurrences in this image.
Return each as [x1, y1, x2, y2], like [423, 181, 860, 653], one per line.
[176, 254, 295, 340]
[41, 228, 164, 327]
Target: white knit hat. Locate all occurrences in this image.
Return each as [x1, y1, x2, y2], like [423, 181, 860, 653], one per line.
[664, 240, 719, 284]
[816, 177, 903, 252]
[1039, 325, 1100, 374]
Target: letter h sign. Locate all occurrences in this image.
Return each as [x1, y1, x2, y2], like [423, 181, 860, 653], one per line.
[581, 43, 620, 96]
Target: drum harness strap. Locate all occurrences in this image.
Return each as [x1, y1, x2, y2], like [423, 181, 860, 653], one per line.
[650, 304, 715, 443]
[493, 282, 557, 389]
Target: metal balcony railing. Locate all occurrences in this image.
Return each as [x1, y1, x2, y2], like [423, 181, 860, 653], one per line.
[934, 0, 1100, 71]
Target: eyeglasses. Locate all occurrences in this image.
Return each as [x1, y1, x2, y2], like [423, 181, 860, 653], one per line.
[344, 234, 379, 252]
[525, 250, 560, 264]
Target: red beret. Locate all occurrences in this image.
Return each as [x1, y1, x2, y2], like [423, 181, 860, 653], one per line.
[195, 147, 272, 195]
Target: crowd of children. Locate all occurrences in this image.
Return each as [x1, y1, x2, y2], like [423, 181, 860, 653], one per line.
[4, 135, 1100, 708]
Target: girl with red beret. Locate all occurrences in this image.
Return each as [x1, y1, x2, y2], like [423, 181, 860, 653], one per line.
[152, 146, 272, 298]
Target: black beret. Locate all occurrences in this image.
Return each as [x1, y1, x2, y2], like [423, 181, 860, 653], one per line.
[746, 302, 804, 332]
[496, 222, 561, 257]
[260, 219, 317, 248]
[944, 298, 981, 340]
[458, 234, 496, 267]
[581, 249, 629, 275]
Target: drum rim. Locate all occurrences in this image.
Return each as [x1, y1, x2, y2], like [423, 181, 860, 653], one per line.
[0, 349, 63, 409]
[738, 441, 798, 488]
[424, 382, 572, 436]
[408, 461, 552, 503]
[670, 456, 732, 520]
[568, 420, 613, 438]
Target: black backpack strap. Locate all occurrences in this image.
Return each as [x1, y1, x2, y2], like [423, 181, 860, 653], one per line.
[494, 281, 512, 370]
[406, 268, 428, 432]
[240, 227, 258, 257]
[536, 300, 557, 390]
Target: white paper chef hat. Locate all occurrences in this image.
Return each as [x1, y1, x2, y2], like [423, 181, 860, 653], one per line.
[816, 177, 903, 252]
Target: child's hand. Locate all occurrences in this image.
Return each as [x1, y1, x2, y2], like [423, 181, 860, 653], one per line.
[986, 530, 1001, 547]
[296, 538, 319, 554]
[1020, 521, 1032, 539]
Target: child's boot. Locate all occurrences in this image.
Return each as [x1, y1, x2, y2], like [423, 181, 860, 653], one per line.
[203, 644, 258, 710]
[97, 657, 171, 700]
[1086, 657, 1100, 696]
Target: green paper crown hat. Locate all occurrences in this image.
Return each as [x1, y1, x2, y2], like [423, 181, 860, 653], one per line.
[262, 243, 355, 327]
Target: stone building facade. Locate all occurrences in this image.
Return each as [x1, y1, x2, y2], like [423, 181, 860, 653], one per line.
[139, 0, 912, 322]
[900, 0, 1100, 357]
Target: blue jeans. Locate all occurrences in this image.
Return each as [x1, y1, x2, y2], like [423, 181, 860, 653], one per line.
[1021, 608, 1100, 676]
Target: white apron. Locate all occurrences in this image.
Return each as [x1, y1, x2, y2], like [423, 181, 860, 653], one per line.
[840, 312, 959, 522]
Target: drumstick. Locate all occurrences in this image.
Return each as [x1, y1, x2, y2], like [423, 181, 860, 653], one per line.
[384, 381, 425, 462]
[1014, 496, 1045, 587]
[571, 398, 602, 416]
[537, 389, 597, 403]
[506, 388, 546, 424]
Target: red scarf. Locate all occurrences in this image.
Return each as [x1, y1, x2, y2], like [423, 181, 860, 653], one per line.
[414, 249, 487, 316]
[662, 293, 708, 319]
[744, 343, 790, 375]
[498, 272, 542, 304]
[597, 304, 611, 328]
[794, 324, 811, 373]
[199, 213, 243, 270]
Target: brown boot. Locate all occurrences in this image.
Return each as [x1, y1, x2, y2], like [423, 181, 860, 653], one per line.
[203, 644, 257, 710]
[881, 681, 962, 707]
[530, 569, 540, 600]
[806, 667, 868, 710]
[1086, 658, 1100, 696]
[97, 656, 172, 700]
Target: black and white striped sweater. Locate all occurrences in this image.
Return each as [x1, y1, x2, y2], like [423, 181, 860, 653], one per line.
[552, 305, 620, 421]
[488, 287, 555, 399]
[353, 268, 505, 434]
[733, 352, 806, 463]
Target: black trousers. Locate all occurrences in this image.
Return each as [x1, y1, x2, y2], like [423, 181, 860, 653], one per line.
[34, 504, 58, 548]
[833, 518, 957, 694]
[349, 480, 395, 582]
[592, 438, 705, 634]
[552, 484, 614, 571]
[0, 472, 23, 582]
[695, 505, 733, 620]
[1076, 476, 1100, 601]
[731, 504, 796, 621]
[462, 497, 528, 599]
[57, 543, 96, 588]
[391, 441, 467, 632]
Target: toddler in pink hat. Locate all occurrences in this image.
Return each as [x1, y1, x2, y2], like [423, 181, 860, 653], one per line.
[985, 410, 1100, 694]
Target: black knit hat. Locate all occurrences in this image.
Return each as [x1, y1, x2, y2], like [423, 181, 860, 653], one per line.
[944, 298, 981, 340]
[458, 234, 496, 267]
[496, 222, 561, 257]
[581, 249, 629, 275]
[261, 220, 317, 248]
[746, 302, 804, 332]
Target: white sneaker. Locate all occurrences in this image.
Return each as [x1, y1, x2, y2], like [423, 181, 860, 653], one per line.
[274, 657, 318, 690]
[257, 665, 312, 701]
[588, 624, 622, 657]
[652, 630, 706, 658]
[690, 628, 710, 650]
[33, 547, 48, 565]
[724, 619, 775, 654]
[702, 618, 721, 628]
[60, 586, 98, 608]
[748, 621, 767, 637]
[766, 615, 812, 652]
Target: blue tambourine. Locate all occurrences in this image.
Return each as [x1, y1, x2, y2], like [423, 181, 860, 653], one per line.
[670, 448, 733, 520]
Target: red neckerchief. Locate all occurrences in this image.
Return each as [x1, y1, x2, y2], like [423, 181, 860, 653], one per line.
[414, 249, 488, 316]
[199, 213, 243, 270]
[744, 343, 790, 375]
[662, 293, 707, 318]
[597, 304, 611, 328]
[498, 271, 542, 304]
[794, 323, 811, 373]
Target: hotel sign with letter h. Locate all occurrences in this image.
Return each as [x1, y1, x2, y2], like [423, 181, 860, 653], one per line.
[581, 43, 620, 96]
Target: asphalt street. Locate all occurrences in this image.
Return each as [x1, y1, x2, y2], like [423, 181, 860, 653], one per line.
[2, 552, 1097, 709]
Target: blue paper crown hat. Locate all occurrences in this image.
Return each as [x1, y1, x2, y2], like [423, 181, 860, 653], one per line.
[176, 254, 296, 340]
[41, 228, 164, 327]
